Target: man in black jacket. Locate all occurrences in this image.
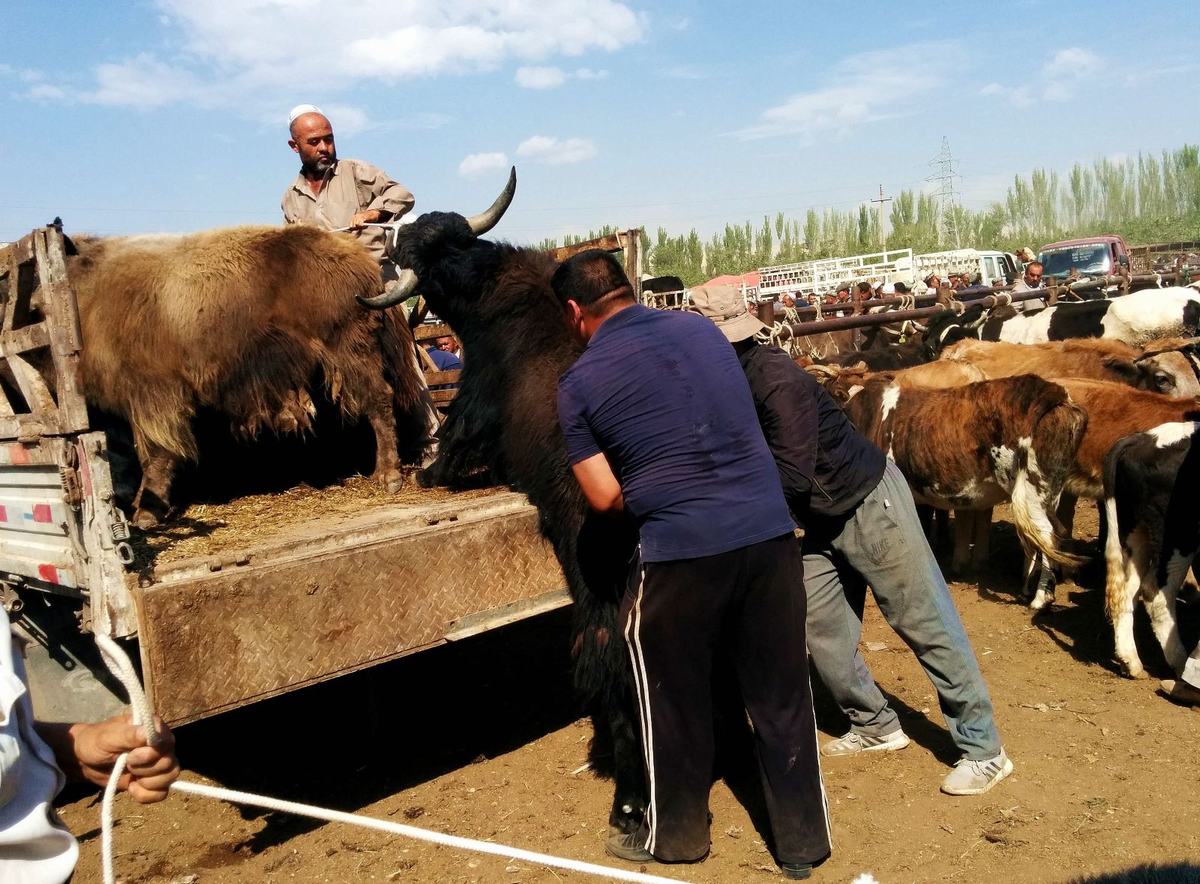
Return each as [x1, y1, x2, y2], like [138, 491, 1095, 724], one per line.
[688, 285, 1013, 796]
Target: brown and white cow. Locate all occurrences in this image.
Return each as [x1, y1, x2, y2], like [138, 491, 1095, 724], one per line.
[940, 337, 1200, 398]
[1023, 380, 1200, 609]
[1134, 337, 1200, 399]
[1055, 380, 1200, 502]
[806, 359, 1000, 569]
[841, 375, 1087, 576]
[934, 337, 1200, 580]
[803, 359, 986, 404]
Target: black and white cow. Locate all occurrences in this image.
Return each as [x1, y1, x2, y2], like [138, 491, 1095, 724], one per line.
[990, 287, 1200, 347]
[1103, 421, 1200, 678]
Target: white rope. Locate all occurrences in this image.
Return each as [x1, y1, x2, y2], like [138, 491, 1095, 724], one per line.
[95, 632, 161, 884]
[91, 634, 690, 884]
[170, 780, 686, 884]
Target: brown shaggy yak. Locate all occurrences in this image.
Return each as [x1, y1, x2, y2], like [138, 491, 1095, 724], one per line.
[67, 225, 434, 527]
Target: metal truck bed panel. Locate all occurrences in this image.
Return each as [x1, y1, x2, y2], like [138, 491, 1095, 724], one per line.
[135, 491, 568, 725]
[0, 463, 80, 586]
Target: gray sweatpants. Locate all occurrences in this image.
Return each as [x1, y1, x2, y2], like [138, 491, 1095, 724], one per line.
[804, 460, 1001, 760]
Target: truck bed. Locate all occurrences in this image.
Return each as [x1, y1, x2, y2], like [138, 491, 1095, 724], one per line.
[2, 228, 569, 728]
[130, 477, 499, 572]
[133, 481, 568, 725]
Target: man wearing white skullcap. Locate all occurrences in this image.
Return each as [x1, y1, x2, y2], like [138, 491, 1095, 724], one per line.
[281, 105, 414, 276]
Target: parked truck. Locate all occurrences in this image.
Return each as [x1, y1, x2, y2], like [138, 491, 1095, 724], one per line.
[1038, 234, 1133, 281]
[0, 226, 567, 726]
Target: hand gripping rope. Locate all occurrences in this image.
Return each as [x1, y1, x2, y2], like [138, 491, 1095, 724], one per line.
[92, 633, 687, 884]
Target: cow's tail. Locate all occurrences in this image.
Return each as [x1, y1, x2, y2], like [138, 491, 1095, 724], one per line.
[1103, 495, 1126, 624]
[1102, 449, 1127, 625]
[378, 307, 439, 464]
[1011, 389, 1089, 568]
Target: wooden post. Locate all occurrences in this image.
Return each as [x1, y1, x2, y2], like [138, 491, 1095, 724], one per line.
[548, 228, 644, 296]
[618, 229, 643, 299]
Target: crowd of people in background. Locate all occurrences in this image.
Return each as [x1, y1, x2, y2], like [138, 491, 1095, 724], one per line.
[767, 259, 1047, 320]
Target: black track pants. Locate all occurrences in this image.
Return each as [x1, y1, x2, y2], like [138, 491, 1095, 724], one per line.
[619, 533, 831, 865]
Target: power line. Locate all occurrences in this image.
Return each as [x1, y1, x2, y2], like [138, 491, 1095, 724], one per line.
[927, 137, 963, 248]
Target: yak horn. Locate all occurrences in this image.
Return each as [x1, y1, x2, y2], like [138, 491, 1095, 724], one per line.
[804, 363, 841, 378]
[466, 167, 517, 236]
[358, 267, 420, 310]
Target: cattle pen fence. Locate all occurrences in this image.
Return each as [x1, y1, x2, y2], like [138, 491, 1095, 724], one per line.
[761, 270, 1200, 339]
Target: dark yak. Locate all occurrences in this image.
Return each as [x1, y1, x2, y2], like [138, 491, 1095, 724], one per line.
[66, 225, 435, 527]
[359, 169, 648, 833]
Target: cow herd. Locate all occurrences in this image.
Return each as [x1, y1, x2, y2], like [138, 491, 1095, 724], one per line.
[794, 284, 1200, 686]
[52, 169, 1200, 836]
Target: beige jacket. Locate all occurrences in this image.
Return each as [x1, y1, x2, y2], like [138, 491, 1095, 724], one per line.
[1010, 279, 1047, 312]
[281, 159, 414, 264]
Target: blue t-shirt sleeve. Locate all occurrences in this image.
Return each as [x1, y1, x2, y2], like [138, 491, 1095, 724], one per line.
[557, 374, 602, 466]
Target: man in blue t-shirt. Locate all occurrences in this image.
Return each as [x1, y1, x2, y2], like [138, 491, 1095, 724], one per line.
[554, 250, 830, 879]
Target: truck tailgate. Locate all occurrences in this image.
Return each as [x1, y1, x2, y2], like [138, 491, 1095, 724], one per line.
[135, 491, 567, 725]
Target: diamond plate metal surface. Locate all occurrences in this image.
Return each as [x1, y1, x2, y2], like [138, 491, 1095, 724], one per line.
[135, 501, 565, 725]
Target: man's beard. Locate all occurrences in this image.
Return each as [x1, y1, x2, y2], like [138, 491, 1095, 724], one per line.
[302, 153, 335, 176]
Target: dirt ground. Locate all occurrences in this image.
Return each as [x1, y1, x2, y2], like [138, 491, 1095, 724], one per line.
[60, 504, 1200, 883]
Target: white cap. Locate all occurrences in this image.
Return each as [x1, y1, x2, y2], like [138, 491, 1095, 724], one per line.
[882, 283, 896, 294]
[288, 104, 324, 124]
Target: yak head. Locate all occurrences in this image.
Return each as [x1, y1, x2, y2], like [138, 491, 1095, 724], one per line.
[358, 168, 519, 327]
[359, 167, 576, 365]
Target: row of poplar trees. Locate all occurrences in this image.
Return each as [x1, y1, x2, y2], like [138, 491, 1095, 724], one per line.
[537, 145, 1200, 288]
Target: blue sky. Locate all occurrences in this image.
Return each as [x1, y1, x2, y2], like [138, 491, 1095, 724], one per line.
[2, 0, 1197, 246]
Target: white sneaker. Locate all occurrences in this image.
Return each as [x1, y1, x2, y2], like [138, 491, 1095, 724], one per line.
[821, 729, 910, 757]
[941, 749, 1014, 795]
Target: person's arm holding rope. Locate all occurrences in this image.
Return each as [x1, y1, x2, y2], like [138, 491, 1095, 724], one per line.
[36, 713, 179, 803]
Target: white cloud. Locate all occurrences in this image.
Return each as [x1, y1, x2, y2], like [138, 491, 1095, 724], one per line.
[323, 104, 370, 136]
[517, 135, 597, 165]
[61, 0, 643, 113]
[981, 46, 1104, 108]
[1043, 47, 1101, 79]
[515, 65, 608, 88]
[732, 43, 953, 140]
[87, 53, 204, 108]
[1041, 80, 1075, 102]
[459, 152, 510, 177]
[516, 65, 567, 89]
[26, 83, 66, 101]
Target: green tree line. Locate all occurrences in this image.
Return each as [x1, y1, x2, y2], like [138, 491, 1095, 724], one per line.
[535, 145, 1200, 287]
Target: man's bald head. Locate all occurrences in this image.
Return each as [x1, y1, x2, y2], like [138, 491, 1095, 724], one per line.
[288, 112, 337, 178]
